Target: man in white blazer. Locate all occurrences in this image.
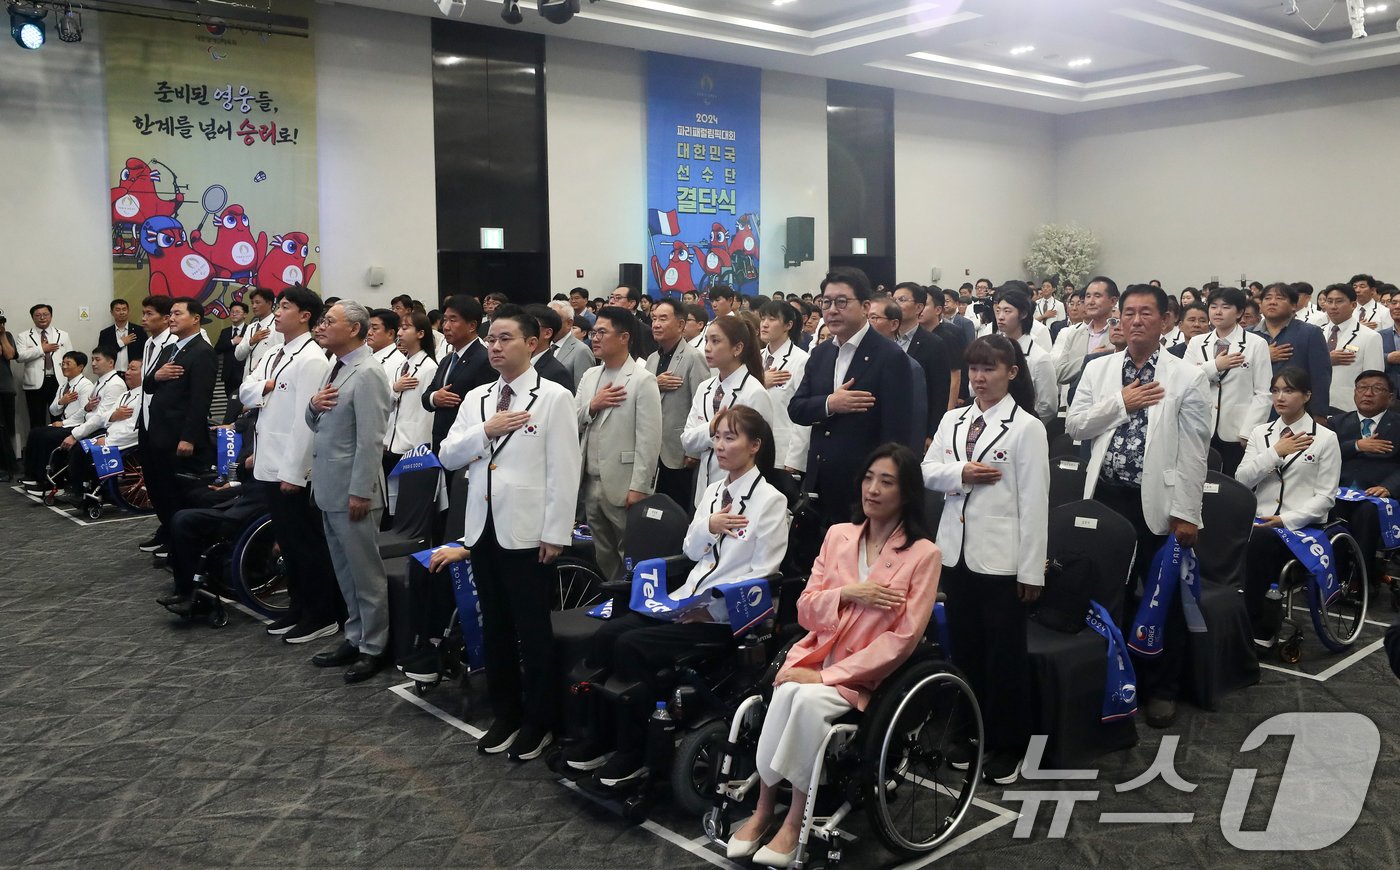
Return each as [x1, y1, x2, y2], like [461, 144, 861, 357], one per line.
[1183, 286, 1272, 475]
[645, 299, 711, 511]
[233, 288, 283, 381]
[15, 303, 72, 431]
[438, 310, 581, 762]
[239, 287, 341, 646]
[1320, 283, 1385, 412]
[576, 307, 662, 580]
[1066, 283, 1211, 729]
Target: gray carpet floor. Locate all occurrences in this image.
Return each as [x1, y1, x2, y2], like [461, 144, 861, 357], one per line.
[1, 488, 1398, 868]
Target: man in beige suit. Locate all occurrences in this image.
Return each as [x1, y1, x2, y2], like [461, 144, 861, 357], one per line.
[644, 299, 709, 514]
[577, 307, 662, 580]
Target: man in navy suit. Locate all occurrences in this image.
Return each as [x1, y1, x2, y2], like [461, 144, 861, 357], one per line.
[1255, 282, 1331, 419]
[790, 267, 916, 525]
[422, 294, 495, 451]
[1329, 370, 1400, 584]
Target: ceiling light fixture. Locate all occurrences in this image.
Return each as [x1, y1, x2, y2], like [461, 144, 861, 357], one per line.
[9, 1, 46, 49]
[772, 0, 797, 6]
[1009, 45, 1035, 55]
[55, 4, 80, 42]
[1067, 57, 1092, 68]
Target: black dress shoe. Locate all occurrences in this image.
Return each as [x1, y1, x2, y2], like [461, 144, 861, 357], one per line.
[344, 653, 387, 684]
[138, 535, 164, 553]
[311, 641, 358, 668]
[166, 598, 212, 619]
[157, 592, 189, 608]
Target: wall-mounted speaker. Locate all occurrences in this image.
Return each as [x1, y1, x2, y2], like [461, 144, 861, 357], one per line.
[785, 217, 814, 267]
[618, 263, 643, 293]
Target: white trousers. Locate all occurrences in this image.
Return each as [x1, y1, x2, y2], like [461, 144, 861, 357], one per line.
[756, 682, 853, 789]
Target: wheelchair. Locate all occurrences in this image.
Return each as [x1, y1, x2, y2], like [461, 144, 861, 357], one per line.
[36, 445, 153, 520]
[1268, 520, 1369, 663]
[177, 510, 291, 628]
[706, 642, 983, 868]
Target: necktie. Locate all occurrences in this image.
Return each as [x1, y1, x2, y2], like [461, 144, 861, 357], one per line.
[712, 383, 725, 415]
[1329, 325, 1340, 351]
[764, 352, 774, 370]
[1281, 426, 1294, 439]
[497, 383, 513, 413]
[443, 350, 459, 382]
[720, 487, 733, 512]
[327, 360, 344, 385]
[1214, 338, 1229, 357]
[400, 360, 411, 378]
[42, 330, 52, 374]
[966, 415, 986, 458]
[1362, 419, 1374, 439]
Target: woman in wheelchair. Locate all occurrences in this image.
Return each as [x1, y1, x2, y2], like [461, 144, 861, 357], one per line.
[727, 444, 939, 866]
[565, 406, 791, 786]
[1234, 366, 1341, 645]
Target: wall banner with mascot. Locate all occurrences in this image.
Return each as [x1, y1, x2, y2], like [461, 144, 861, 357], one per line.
[104, 10, 319, 327]
[645, 52, 760, 303]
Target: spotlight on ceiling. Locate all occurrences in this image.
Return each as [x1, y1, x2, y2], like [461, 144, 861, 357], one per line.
[1067, 57, 1093, 68]
[56, 5, 81, 42]
[9, 2, 46, 50]
[501, 0, 523, 24]
[539, 0, 580, 23]
[1009, 44, 1035, 55]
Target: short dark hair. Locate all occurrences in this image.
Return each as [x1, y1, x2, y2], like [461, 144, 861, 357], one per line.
[1086, 276, 1120, 298]
[247, 288, 275, 306]
[91, 345, 117, 363]
[63, 350, 87, 368]
[1274, 365, 1312, 395]
[758, 300, 797, 326]
[1350, 274, 1377, 288]
[390, 294, 414, 309]
[595, 305, 637, 341]
[277, 286, 324, 324]
[1262, 282, 1297, 305]
[370, 308, 401, 332]
[524, 302, 562, 341]
[229, 301, 249, 315]
[893, 282, 928, 306]
[569, 287, 589, 301]
[1355, 369, 1392, 390]
[686, 303, 710, 325]
[975, 277, 993, 288]
[1207, 286, 1248, 312]
[709, 284, 737, 302]
[651, 298, 685, 320]
[821, 267, 873, 302]
[1244, 299, 1261, 316]
[485, 291, 510, 305]
[492, 308, 539, 340]
[172, 297, 204, 318]
[616, 285, 642, 306]
[943, 288, 961, 306]
[1120, 284, 1169, 315]
[141, 295, 174, 316]
[442, 294, 485, 326]
[109, 299, 128, 312]
[1322, 282, 1356, 303]
[992, 287, 1034, 335]
[1183, 302, 1208, 318]
[29, 303, 52, 317]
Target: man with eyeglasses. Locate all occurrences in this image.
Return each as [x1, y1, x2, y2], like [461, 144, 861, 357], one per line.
[790, 267, 916, 525]
[607, 285, 656, 359]
[683, 303, 709, 351]
[1329, 371, 1400, 588]
[646, 299, 710, 511]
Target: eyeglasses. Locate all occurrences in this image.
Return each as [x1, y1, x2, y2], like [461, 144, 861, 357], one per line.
[1356, 384, 1392, 395]
[867, 315, 889, 323]
[818, 297, 854, 310]
[587, 329, 615, 340]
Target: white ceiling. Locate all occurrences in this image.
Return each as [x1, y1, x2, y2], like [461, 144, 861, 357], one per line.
[340, 0, 1400, 114]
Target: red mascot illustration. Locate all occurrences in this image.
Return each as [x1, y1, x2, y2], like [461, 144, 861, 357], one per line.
[693, 222, 733, 280]
[111, 158, 184, 255]
[139, 216, 214, 299]
[650, 240, 698, 295]
[257, 232, 316, 291]
[728, 213, 759, 260]
[190, 204, 267, 282]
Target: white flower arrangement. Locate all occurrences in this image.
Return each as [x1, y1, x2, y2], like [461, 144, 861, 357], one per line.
[1023, 223, 1101, 289]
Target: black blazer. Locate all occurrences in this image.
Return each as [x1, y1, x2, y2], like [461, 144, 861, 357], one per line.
[213, 325, 247, 387]
[789, 327, 916, 522]
[630, 326, 657, 362]
[422, 339, 495, 450]
[98, 323, 147, 361]
[906, 327, 950, 436]
[535, 347, 575, 394]
[1328, 409, 1400, 495]
[142, 336, 216, 455]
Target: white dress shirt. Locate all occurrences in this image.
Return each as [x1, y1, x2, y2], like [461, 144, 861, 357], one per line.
[831, 322, 870, 402]
[103, 387, 143, 451]
[234, 312, 283, 374]
[1322, 315, 1385, 412]
[681, 365, 775, 507]
[678, 465, 791, 620]
[71, 370, 127, 441]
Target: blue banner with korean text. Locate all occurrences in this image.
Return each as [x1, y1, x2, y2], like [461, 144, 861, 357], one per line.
[646, 53, 761, 302]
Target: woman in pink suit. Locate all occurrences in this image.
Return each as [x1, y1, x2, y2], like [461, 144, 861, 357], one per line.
[727, 443, 941, 867]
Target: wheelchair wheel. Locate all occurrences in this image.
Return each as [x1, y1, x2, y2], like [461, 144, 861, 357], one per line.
[553, 558, 605, 611]
[105, 456, 153, 513]
[229, 515, 291, 618]
[860, 660, 982, 857]
[1309, 531, 1368, 652]
[671, 719, 728, 817]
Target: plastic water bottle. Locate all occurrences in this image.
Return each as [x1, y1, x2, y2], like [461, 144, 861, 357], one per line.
[645, 701, 676, 773]
[624, 556, 635, 580]
[1262, 582, 1284, 639]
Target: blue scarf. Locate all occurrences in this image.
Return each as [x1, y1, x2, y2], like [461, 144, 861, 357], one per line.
[80, 439, 124, 479]
[412, 544, 484, 671]
[1128, 535, 1206, 657]
[389, 443, 443, 478]
[1336, 486, 1400, 549]
[1267, 524, 1341, 608]
[588, 557, 774, 636]
[215, 427, 241, 476]
[1086, 600, 1138, 722]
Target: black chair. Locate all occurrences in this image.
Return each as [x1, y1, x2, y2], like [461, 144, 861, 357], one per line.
[1187, 471, 1261, 710]
[1207, 447, 1223, 472]
[925, 489, 944, 533]
[1043, 414, 1066, 448]
[1048, 432, 1077, 458]
[1026, 499, 1139, 769]
[1049, 455, 1087, 509]
[378, 467, 443, 559]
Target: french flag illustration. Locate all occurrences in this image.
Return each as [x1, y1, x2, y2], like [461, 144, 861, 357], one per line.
[648, 208, 680, 236]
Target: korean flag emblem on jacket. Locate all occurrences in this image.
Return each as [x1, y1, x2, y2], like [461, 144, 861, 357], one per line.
[523, 423, 540, 436]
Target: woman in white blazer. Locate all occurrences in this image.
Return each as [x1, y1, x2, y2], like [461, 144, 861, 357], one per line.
[992, 288, 1058, 421]
[1184, 286, 1272, 475]
[681, 315, 774, 508]
[383, 311, 439, 470]
[562, 406, 790, 786]
[1234, 367, 1341, 645]
[922, 334, 1047, 785]
[758, 301, 810, 473]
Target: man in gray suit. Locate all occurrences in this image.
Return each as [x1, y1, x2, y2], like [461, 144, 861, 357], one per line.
[576, 307, 662, 580]
[549, 300, 594, 388]
[645, 298, 709, 513]
[305, 300, 394, 684]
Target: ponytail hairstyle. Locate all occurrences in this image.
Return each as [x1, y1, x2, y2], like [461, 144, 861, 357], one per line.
[964, 334, 1036, 415]
[713, 405, 780, 489]
[709, 313, 765, 382]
